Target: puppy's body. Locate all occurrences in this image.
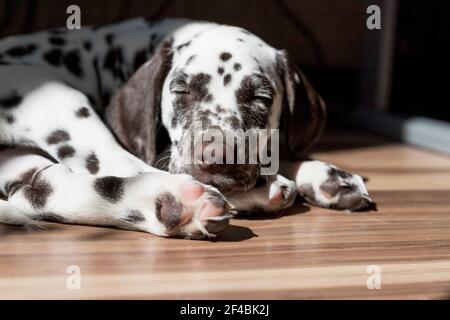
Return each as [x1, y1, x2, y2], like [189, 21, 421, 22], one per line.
[0, 18, 188, 110]
[0, 18, 375, 239]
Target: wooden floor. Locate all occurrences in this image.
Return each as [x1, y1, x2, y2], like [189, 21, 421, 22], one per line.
[1, 127, 450, 299]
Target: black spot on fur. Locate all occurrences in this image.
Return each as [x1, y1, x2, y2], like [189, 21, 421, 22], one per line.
[23, 180, 53, 209]
[321, 179, 356, 198]
[197, 110, 213, 128]
[57, 145, 75, 159]
[170, 117, 178, 129]
[6, 167, 38, 197]
[240, 108, 269, 130]
[43, 49, 63, 66]
[220, 52, 232, 61]
[204, 94, 213, 103]
[233, 63, 241, 71]
[22, 170, 53, 209]
[0, 91, 22, 109]
[94, 176, 125, 203]
[170, 72, 213, 129]
[5, 115, 15, 124]
[85, 152, 100, 175]
[155, 193, 183, 230]
[83, 41, 92, 51]
[63, 50, 83, 77]
[236, 75, 274, 105]
[223, 74, 232, 86]
[237, 38, 244, 42]
[216, 105, 225, 113]
[6, 44, 37, 57]
[235, 75, 272, 129]
[48, 36, 66, 46]
[123, 210, 146, 223]
[75, 106, 90, 118]
[235, 76, 256, 105]
[217, 67, 224, 75]
[190, 73, 212, 97]
[47, 130, 70, 145]
[133, 48, 147, 72]
[328, 167, 353, 180]
[103, 47, 125, 81]
[105, 33, 115, 45]
[226, 115, 241, 129]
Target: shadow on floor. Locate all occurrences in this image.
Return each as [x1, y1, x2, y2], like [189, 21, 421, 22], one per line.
[210, 202, 312, 242]
[235, 200, 311, 221]
[214, 224, 258, 242]
[0, 222, 64, 237]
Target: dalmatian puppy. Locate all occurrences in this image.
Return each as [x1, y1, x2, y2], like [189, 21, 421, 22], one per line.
[0, 18, 375, 239]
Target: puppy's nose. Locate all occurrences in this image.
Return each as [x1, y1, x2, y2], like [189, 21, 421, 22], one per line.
[194, 141, 229, 173]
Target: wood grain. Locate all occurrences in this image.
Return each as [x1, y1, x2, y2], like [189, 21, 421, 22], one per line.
[1, 128, 450, 299]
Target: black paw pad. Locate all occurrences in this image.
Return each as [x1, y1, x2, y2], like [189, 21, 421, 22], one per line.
[209, 196, 225, 210]
[155, 193, 183, 230]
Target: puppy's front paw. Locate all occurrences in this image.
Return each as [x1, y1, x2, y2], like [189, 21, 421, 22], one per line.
[227, 174, 297, 213]
[126, 174, 235, 239]
[174, 183, 236, 239]
[267, 175, 297, 211]
[296, 161, 376, 211]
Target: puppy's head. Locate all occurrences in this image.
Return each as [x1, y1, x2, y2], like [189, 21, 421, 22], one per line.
[106, 24, 326, 193]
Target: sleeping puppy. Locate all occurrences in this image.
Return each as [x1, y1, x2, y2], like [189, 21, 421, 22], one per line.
[0, 18, 375, 239]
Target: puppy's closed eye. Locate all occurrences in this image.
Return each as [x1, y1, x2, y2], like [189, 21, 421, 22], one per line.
[171, 89, 190, 95]
[253, 95, 272, 105]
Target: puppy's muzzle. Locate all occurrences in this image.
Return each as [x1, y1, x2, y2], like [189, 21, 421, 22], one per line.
[189, 137, 260, 193]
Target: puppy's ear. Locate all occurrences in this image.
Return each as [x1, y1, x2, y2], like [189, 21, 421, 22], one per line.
[277, 50, 326, 159]
[105, 41, 172, 164]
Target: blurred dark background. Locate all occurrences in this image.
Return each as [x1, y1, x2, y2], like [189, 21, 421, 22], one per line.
[0, 0, 449, 123]
[391, 1, 450, 121]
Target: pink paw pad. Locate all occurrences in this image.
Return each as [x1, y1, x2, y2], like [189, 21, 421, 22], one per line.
[180, 182, 204, 203]
[198, 197, 226, 220]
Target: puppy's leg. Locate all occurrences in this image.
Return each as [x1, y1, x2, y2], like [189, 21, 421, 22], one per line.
[279, 160, 376, 211]
[0, 147, 233, 239]
[0, 65, 154, 177]
[227, 174, 297, 213]
[0, 199, 43, 229]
